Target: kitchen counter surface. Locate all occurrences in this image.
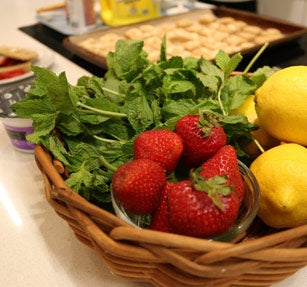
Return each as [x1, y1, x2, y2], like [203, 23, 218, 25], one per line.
[0, 1, 306, 286]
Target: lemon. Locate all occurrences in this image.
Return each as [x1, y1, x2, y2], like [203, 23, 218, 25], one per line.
[255, 66, 307, 146]
[232, 95, 279, 157]
[250, 143, 307, 228]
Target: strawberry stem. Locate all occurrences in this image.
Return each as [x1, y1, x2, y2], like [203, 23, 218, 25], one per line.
[191, 168, 232, 211]
[198, 112, 222, 137]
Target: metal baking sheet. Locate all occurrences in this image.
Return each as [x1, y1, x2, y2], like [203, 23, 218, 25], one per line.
[63, 6, 307, 69]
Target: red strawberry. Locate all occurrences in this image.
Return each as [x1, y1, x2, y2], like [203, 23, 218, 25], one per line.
[0, 68, 25, 79]
[200, 145, 244, 203]
[168, 175, 240, 238]
[112, 159, 167, 215]
[134, 129, 183, 174]
[175, 113, 227, 167]
[0, 56, 20, 66]
[150, 182, 175, 233]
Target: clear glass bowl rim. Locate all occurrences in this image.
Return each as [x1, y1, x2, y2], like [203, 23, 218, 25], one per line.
[111, 160, 260, 242]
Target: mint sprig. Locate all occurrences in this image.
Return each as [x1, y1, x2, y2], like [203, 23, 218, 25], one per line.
[12, 39, 273, 204]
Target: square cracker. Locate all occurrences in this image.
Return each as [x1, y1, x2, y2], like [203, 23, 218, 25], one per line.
[0, 46, 38, 61]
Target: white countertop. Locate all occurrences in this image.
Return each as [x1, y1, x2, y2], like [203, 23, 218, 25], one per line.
[0, 1, 306, 286]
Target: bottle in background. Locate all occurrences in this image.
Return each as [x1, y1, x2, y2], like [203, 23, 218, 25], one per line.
[66, 0, 97, 33]
[99, 0, 161, 27]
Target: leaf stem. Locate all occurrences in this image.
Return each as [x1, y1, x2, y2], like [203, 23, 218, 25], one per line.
[93, 135, 118, 143]
[243, 42, 269, 74]
[93, 135, 127, 145]
[217, 81, 227, 116]
[101, 87, 121, 96]
[131, 63, 154, 83]
[101, 87, 126, 102]
[251, 134, 265, 153]
[77, 101, 127, 118]
[98, 155, 117, 172]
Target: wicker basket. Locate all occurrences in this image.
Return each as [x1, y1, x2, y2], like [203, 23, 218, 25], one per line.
[34, 145, 307, 287]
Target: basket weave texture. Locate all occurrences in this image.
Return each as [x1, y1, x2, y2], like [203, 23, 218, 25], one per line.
[35, 145, 307, 287]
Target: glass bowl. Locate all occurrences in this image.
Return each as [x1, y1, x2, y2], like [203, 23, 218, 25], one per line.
[111, 160, 260, 242]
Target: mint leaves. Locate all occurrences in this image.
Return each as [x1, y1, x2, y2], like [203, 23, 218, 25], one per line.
[12, 39, 273, 205]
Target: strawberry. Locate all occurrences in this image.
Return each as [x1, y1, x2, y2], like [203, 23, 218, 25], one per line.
[0, 56, 20, 67]
[134, 129, 183, 174]
[168, 174, 240, 238]
[200, 145, 244, 203]
[112, 159, 167, 215]
[149, 182, 175, 233]
[175, 113, 227, 168]
[0, 68, 25, 79]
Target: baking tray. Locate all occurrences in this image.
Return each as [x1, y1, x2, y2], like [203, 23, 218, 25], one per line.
[63, 6, 307, 69]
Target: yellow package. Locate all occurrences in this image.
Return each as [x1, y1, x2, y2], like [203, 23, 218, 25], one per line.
[100, 0, 161, 27]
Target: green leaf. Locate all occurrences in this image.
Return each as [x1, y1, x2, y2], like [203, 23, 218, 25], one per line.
[160, 56, 184, 69]
[40, 135, 71, 167]
[65, 161, 94, 192]
[124, 88, 154, 133]
[57, 114, 86, 136]
[33, 66, 76, 114]
[222, 75, 256, 112]
[151, 99, 162, 126]
[161, 98, 196, 119]
[162, 68, 202, 100]
[165, 79, 196, 95]
[106, 39, 150, 81]
[215, 50, 243, 78]
[97, 118, 133, 141]
[77, 75, 105, 98]
[26, 113, 57, 143]
[199, 57, 223, 79]
[12, 98, 54, 118]
[196, 98, 221, 113]
[183, 57, 199, 70]
[221, 114, 258, 152]
[251, 66, 275, 88]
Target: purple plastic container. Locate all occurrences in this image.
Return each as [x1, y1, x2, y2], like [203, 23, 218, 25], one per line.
[0, 80, 36, 153]
[1, 118, 36, 153]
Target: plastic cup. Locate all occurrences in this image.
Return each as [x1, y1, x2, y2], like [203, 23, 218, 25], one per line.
[1, 117, 36, 153]
[0, 80, 35, 153]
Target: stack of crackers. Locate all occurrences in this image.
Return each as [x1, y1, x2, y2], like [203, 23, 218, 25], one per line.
[0, 46, 38, 79]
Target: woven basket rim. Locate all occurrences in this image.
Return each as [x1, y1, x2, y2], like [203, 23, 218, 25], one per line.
[34, 144, 307, 287]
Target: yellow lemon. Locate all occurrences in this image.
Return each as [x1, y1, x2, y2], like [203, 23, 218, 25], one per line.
[250, 143, 307, 228]
[254, 66, 307, 146]
[232, 95, 279, 157]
